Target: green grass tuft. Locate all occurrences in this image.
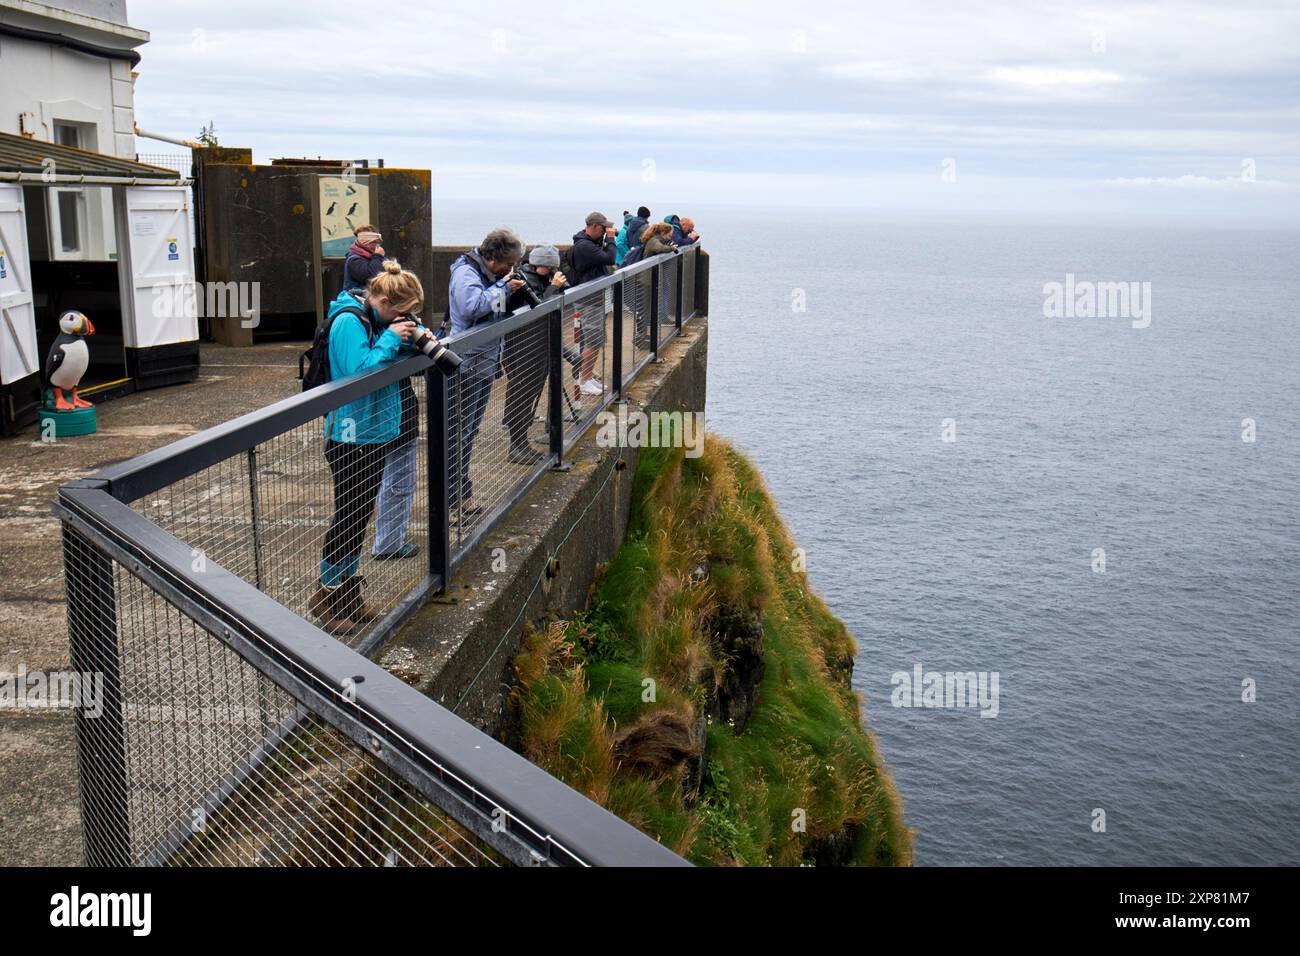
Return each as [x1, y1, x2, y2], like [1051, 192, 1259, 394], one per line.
[507, 436, 912, 865]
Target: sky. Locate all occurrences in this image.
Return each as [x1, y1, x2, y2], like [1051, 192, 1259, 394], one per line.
[125, 0, 1300, 224]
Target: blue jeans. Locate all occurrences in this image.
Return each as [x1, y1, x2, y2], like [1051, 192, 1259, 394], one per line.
[447, 365, 495, 507]
[371, 439, 418, 556]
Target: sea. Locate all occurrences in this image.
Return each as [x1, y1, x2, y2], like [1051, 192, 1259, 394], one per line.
[433, 199, 1300, 866]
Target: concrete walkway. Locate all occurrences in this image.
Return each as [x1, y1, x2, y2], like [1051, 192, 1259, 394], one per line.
[0, 313, 695, 865]
[0, 342, 303, 866]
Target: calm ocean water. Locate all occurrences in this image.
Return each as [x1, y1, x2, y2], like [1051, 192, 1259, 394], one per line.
[434, 200, 1300, 866]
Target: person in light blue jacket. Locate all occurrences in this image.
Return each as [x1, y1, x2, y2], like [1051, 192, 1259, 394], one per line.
[308, 260, 422, 636]
[446, 228, 525, 516]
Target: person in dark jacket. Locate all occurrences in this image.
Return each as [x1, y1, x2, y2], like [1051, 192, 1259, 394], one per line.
[501, 244, 567, 464]
[664, 214, 699, 247]
[571, 211, 617, 284]
[342, 225, 386, 292]
[626, 206, 650, 253]
[570, 212, 616, 397]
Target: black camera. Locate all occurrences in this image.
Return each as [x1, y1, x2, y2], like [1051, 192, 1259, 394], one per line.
[510, 271, 541, 308]
[409, 320, 462, 373]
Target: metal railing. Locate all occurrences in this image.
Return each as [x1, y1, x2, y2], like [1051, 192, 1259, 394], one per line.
[55, 245, 704, 867]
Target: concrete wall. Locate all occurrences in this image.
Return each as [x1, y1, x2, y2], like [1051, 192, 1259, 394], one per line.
[380, 317, 709, 734]
[49, 1, 130, 24]
[200, 160, 433, 344]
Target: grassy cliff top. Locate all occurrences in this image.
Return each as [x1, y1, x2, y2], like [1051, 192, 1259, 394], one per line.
[509, 435, 911, 866]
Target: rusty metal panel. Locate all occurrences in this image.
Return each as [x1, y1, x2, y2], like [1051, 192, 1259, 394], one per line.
[198, 159, 431, 323]
[368, 167, 432, 317]
[201, 163, 318, 314]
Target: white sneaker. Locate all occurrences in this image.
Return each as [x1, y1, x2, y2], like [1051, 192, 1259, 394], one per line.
[580, 379, 603, 396]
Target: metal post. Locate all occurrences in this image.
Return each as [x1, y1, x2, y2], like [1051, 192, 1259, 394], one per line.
[245, 446, 274, 739]
[674, 254, 684, 333]
[246, 447, 264, 590]
[62, 522, 131, 866]
[649, 263, 661, 359]
[611, 279, 624, 399]
[548, 306, 566, 467]
[426, 368, 450, 589]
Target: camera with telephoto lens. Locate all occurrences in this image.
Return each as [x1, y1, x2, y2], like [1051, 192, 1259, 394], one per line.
[509, 271, 542, 308]
[408, 318, 462, 373]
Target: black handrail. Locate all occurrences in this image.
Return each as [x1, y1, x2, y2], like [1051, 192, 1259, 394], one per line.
[58, 242, 704, 867]
[97, 352, 433, 503]
[92, 247, 695, 504]
[56, 481, 688, 867]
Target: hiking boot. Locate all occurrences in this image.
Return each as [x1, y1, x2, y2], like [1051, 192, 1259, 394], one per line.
[373, 543, 419, 560]
[307, 585, 357, 636]
[507, 443, 546, 466]
[338, 575, 381, 624]
[452, 498, 484, 518]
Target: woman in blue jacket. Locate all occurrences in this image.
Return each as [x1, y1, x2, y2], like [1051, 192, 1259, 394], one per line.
[308, 259, 422, 635]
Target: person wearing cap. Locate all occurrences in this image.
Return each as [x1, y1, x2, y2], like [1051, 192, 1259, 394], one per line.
[501, 244, 568, 464]
[570, 212, 617, 397]
[343, 225, 386, 293]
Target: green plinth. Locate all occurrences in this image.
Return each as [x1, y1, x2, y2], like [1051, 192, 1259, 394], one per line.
[39, 403, 97, 437]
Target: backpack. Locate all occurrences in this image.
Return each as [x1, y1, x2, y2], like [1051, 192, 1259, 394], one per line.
[560, 245, 581, 288]
[299, 300, 371, 391]
[621, 243, 646, 268]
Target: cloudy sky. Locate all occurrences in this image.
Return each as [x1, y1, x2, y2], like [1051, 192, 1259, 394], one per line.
[127, 0, 1300, 223]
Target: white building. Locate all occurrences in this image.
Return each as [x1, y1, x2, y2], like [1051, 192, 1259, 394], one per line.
[0, 0, 146, 260]
[0, 1, 198, 435]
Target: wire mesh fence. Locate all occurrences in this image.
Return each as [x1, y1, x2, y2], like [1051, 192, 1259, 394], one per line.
[623, 267, 654, 388]
[662, 254, 680, 347]
[58, 244, 704, 868]
[446, 313, 553, 550]
[64, 522, 513, 866]
[561, 285, 615, 440]
[682, 247, 697, 320]
[132, 371, 429, 649]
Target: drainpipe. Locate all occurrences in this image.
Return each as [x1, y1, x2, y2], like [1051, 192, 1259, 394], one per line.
[134, 126, 204, 149]
[0, 22, 142, 67]
[0, 171, 187, 186]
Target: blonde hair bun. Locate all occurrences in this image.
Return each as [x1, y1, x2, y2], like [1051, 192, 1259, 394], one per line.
[367, 258, 425, 315]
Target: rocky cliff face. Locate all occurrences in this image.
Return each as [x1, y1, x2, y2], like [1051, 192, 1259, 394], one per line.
[506, 437, 912, 866]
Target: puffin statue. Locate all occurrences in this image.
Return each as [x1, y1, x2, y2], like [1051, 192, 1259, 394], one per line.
[44, 310, 96, 411]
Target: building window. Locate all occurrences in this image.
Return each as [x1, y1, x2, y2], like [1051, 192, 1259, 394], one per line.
[56, 190, 84, 253]
[49, 122, 98, 260]
[54, 123, 83, 148]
